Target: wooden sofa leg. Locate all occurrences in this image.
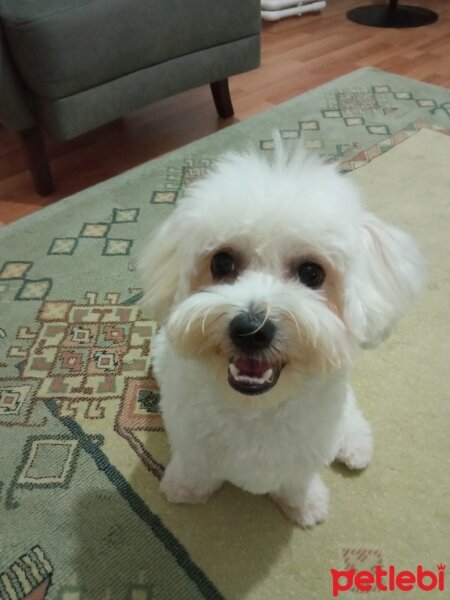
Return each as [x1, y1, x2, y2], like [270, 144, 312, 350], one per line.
[19, 126, 54, 196]
[210, 79, 235, 118]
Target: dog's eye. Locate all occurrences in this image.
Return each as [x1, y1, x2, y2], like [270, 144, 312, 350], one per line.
[297, 262, 325, 289]
[211, 251, 236, 279]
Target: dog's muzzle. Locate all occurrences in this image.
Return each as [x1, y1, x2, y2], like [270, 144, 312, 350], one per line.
[228, 312, 281, 395]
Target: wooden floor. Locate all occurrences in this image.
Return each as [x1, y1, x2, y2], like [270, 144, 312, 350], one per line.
[1, 0, 448, 225]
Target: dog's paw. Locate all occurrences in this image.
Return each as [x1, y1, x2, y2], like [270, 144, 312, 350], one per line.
[161, 475, 211, 504]
[336, 420, 373, 470]
[336, 438, 373, 470]
[160, 467, 219, 504]
[271, 474, 329, 528]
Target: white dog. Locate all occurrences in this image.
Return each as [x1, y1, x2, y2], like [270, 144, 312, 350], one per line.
[139, 137, 423, 527]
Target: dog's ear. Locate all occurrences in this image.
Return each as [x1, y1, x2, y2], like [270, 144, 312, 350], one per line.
[345, 213, 424, 348]
[138, 212, 186, 323]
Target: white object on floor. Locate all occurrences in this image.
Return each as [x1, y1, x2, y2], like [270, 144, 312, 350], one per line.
[261, 0, 326, 21]
[262, 0, 310, 7]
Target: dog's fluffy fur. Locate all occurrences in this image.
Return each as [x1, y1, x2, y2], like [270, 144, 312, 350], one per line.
[139, 138, 424, 527]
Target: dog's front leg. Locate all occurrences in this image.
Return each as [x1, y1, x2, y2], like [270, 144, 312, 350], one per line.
[270, 472, 329, 528]
[161, 452, 223, 505]
[335, 385, 373, 470]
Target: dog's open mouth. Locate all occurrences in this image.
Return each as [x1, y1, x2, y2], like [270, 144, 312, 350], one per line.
[228, 357, 282, 395]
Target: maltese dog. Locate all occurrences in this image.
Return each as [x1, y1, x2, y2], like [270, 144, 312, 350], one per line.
[139, 136, 423, 527]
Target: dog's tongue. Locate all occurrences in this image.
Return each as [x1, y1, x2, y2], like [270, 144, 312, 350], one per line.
[233, 357, 271, 377]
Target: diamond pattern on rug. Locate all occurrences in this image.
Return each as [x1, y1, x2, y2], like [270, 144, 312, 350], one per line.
[102, 238, 133, 256]
[48, 238, 78, 255]
[0, 262, 53, 303]
[6, 432, 89, 510]
[112, 208, 140, 223]
[16, 279, 52, 301]
[46, 209, 139, 256]
[16, 436, 79, 487]
[80, 223, 110, 238]
[416, 99, 436, 108]
[0, 262, 33, 279]
[0, 385, 29, 415]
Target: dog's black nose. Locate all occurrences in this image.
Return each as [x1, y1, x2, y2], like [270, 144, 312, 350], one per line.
[229, 312, 275, 353]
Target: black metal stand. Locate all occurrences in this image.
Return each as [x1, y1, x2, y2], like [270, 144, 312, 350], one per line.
[347, 0, 438, 28]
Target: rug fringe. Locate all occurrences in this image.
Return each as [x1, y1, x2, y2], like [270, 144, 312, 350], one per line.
[0, 546, 53, 600]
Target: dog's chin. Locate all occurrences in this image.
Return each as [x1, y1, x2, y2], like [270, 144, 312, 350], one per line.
[227, 356, 284, 396]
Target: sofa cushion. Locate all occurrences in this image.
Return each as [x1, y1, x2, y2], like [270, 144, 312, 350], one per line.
[0, 0, 261, 100]
[35, 36, 260, 139]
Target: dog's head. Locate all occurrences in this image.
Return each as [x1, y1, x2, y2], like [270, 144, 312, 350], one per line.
[139, 140, 424, 404]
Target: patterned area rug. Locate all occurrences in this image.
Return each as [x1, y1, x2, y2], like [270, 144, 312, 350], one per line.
[1, 68, 449, 600]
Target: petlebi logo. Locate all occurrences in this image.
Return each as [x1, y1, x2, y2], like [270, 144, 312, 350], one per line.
[330, 563, 446, 597]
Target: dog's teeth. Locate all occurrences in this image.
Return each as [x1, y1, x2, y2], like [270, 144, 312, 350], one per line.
[238, 375, 265, 384]
[262, 368, 273, 383]
[229, 363, 240, 379]
[229, 363, 275, 386]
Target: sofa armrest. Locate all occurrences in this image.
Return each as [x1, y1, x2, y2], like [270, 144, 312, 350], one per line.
[0, 25, 35, 131]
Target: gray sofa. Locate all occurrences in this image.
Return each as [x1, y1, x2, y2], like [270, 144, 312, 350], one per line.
[0, 0, 261, 194]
